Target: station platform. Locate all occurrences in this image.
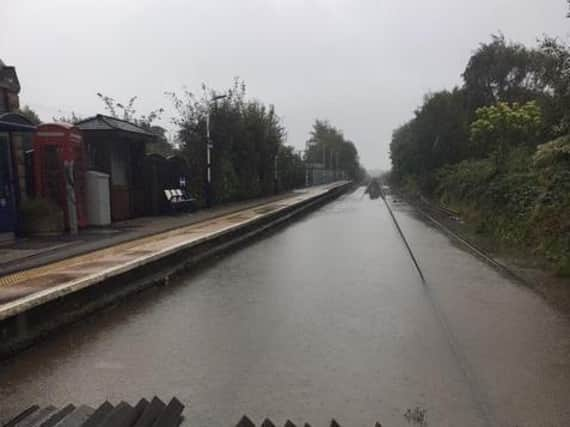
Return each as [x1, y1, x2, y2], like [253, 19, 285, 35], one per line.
[0, 193, 298, 277]
[0, 183, 348, 324]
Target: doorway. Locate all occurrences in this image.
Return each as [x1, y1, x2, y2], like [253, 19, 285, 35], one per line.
[0, 133, 16, 235]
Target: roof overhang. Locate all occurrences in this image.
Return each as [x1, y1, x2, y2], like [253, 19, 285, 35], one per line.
[77, 114, 156, 142]
[0, 112, 36, 132]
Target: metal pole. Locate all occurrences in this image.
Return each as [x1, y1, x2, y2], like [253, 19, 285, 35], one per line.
[329, 150, 333, 183]
[205, 94, 227, 208]
[274, 153, 278, 194]
[206, 108, 212, 207]
[321, 145, 326, 185]
[333, 151, 337, 180]
[64, 160, 78, 235]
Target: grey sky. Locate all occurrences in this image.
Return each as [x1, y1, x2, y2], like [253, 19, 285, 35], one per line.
[2, 0, 569, 170]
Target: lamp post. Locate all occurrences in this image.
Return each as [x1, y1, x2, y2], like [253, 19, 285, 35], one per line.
[298, 149, 308, 188]
[322, 144, 326, 184]
[329, 149, 333, 183]
[335, 151, 339, 181]
[205, 94, 227, 208]
[273, 152, 279, 194]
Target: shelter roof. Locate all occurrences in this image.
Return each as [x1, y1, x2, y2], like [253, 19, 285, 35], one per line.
[0, 112, 36, 132]
[77, 114, 155, 139]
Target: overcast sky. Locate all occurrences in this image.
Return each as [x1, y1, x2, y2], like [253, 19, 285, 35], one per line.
[1, 0, 569, 170]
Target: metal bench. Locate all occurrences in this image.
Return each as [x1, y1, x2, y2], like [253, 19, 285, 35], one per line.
[163, 189, 196, 213]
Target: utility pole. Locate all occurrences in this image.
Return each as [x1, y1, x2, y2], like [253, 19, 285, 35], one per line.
[334, 151, 338, 181]
[321, 145, 327, 185]
[304, 142, 313, 187]
[274, 152, 279, 194]
[304, 148, 310, 187]
[299, 149, 308, 188]
[205, 94, 227, 208]
[329, 150, 333, 183]
[64, 160, 78, 235]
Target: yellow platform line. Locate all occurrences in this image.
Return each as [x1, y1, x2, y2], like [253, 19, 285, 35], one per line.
[0, 213, 247, 288]
[0, 189, 321, 289]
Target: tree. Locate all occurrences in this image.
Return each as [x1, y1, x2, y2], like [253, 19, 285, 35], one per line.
[96, 93, 164, 128]
[18, 105, 41, 124]
[462, 34, 548, 111]
[96, 92, 176, 156]
[538, 37, 570, 135]
[168, 78, 293, 203]
[389, 89, 470, 191]
[277, 145, 305, 190]
[534, 135, 570, 169]
[305, 120, 363, 180]
[306, 120, 344, 167]
[470, 101, 542, 168]
[390, 121, 420, 180]
[52, 111, 83, 124]
[390, 35, 562, 188]
[414, 90, 470, 168]
[145, 126, 177, 157]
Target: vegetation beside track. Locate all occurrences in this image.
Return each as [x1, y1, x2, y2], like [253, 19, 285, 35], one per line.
[389, 34, 570, 276]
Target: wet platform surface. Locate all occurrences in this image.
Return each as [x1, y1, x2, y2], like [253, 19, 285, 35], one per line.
[1, 188, 569, 426]
[0, 184, 341, 320]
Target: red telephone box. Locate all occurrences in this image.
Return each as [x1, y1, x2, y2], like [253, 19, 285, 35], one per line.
[33, 123, 88, 229]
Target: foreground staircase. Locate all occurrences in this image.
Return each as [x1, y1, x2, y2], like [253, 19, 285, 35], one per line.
[3, 397, 184, 427]
[4, 398, 389, 427]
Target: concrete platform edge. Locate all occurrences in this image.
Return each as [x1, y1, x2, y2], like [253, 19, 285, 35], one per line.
[0, 182, 353, 358]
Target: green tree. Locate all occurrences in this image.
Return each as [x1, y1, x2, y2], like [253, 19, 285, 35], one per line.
[470, 101, 542, 168]
[145, 126, 177, 157]
[277, 145, 305, 190]
[18, 105, 41, 124]
[390, 121, 419, 180]
[305, 119, 363, 180]
[538, 37, 570, 135]
[534, 135, 570, 168]
[306, 119, 345, 168]
[168, 78, 294, 203]
[52, 111, 83, 124]
[96, 92, 176, 156]
[462, 35, 548, 111]
[389, 89, 470, 191]
[96, 93, 164, 128]
[389, 34, 570, 275]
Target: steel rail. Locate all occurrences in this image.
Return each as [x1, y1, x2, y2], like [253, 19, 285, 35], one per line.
[374, 186, 494, 427]
[378, 189, 426, 284]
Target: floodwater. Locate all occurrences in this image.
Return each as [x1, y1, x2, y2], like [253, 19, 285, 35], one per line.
[1, 188, 570, 426]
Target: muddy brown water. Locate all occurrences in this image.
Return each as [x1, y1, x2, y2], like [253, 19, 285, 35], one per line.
[1, 189, 569, 426]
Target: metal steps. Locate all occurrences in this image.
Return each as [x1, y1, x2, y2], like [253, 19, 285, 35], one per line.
[4, 398, 183, 427]
[5, 400, 386, 427]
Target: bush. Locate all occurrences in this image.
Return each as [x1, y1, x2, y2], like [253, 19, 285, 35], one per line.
[434, 140, 570, 274]
[19, 197, 64, 235]
[436, 158, 496, 206]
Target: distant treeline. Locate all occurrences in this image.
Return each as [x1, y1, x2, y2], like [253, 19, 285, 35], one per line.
[389, 34, 570, 274]
[169, 79, 364, 204]
[304, 119, 366, 182]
